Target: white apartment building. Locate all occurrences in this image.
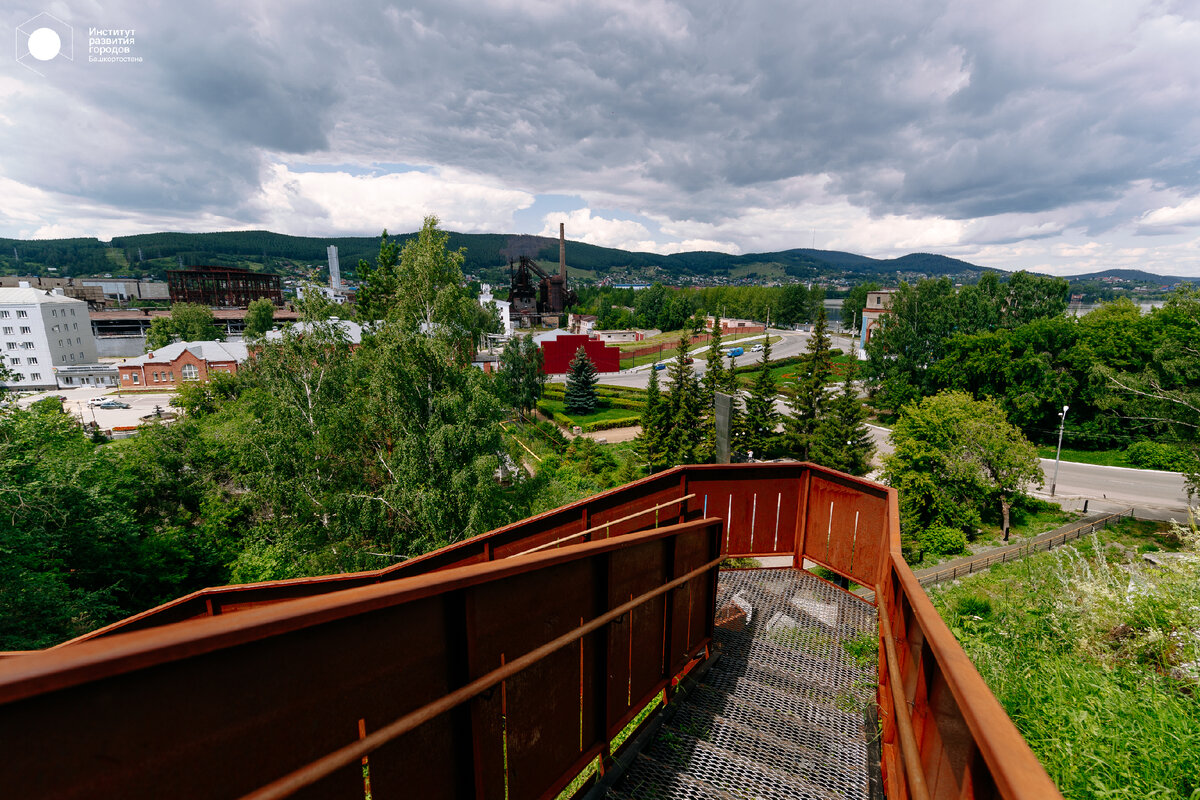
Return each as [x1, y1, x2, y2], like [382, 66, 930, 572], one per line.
[0, 285, 101, 391]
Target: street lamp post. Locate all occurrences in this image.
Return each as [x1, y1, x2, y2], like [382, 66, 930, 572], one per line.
[1050, 404, 1069, 497]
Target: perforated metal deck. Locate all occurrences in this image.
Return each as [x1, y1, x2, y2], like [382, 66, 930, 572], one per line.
[609, 568, 878, 800]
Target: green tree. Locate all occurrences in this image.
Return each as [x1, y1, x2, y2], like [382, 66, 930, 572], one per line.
[883, 392, 1042, 552]
[662, 337, 704, 465]
[564, 347, 599, 415]
[243, 297, 276, 340]
[810, 361, 874, 476]
[144, 303, 225, 351]
[784, 307, 834, 461]
[777, 283, 812, 326]
[499, 334, 546, 418]
[741, 335, 779, 457]
[636, 363, 669, 472]
[354, 230, 400, 323]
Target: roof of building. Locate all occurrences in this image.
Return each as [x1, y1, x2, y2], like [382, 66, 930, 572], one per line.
[122, 341, 250, 367]
[90, 309, 301, 321]
[263, 319, 364, 345]
[0, 288, 88, 305]
[532, 328, 573, 345]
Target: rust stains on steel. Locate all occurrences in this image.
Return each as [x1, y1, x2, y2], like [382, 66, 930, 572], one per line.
[240, 555, 725, 800]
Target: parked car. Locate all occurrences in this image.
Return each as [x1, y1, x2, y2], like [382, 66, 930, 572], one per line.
[653, 362, 667, 370]
[98, 400, 131, 409]
[751, 344, 764, 352]
[726, 347, 744, 357]
[682, 357, 694, 365]
[87, 397, 108, 407]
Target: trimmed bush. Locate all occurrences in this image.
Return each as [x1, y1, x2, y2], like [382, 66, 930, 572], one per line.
[581, 417, 642, 433]
[921, 525, 967, 556]
[1125, 440, 1193, 472]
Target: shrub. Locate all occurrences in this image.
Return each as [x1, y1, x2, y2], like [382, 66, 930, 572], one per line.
[581, 417, 641, 433]
[1125, 440, 1193, 472]
[921, 525, 967, 556]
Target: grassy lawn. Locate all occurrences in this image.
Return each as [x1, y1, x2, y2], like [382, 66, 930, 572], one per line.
[538, 397, 641, 427]
[1036, 445, 1135, 468]
[738, 351, 857, 388]
[973, 504, 1076, 546]
[930, 518, 1200, 799]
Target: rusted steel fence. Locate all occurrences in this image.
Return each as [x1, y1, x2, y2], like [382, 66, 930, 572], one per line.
[5, 462, 1067, 800]
[0, 520, 722, 800]
[60, 463, 892, 646]
[875, 488, 1062, 800]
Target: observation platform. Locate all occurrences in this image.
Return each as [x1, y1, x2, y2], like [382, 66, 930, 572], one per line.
[0, 463, 1061, 800]
[610, 568, 877, 800]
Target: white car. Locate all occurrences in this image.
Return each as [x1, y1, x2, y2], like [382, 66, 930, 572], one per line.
[87, 397, 109, 407]
[751, 344, 764, 352]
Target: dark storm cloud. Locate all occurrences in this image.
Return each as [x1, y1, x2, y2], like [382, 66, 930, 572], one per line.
[5, 0, 1200, 239]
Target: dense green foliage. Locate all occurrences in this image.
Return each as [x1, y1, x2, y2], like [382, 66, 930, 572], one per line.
[740, 336, 779, 457]
[884, 392, 1042, 554]
[577, 283, 824, 330]
[933, 521, 1200, 799]
[243, 298, 276, 340]
[499, 334, 546, 417]
[564, 348, 599, 415]
[144, 303, 225, 350]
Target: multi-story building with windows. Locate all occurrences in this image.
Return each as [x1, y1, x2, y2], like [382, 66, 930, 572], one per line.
[0, 285, 102, 391]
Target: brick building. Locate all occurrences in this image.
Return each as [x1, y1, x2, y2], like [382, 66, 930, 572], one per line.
[118, 341, 249, 388]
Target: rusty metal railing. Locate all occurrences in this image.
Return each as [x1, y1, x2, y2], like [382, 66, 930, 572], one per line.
[6, 463, 1067, 800]
[0, 519, 722, 800]
[58, 463, 890, 645]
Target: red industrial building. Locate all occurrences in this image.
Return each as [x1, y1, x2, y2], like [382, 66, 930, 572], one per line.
[539, 333, 620, 374]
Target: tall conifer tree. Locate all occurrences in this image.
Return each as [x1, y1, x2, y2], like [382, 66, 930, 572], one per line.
[784, 307, 834, 461]
[663, 337, 704, 465]
[741, 335, 779, 457]
[564, 347, 598, 415]
[810, 361, 875, 475]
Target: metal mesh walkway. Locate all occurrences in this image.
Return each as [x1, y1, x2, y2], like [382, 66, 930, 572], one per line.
[609, 568, 879, 800]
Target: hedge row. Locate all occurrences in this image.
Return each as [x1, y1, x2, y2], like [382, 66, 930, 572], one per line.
[541, 390, 644, 411]
[581, 417, 642, 433]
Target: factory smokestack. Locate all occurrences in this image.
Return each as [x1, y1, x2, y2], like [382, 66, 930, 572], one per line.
[559, 222, 566, 278]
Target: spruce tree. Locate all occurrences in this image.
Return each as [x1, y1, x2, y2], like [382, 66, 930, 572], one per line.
[784, 307, 834, 461]
[702, 315, 726, 460]
[741, 335, 779, 458]
[564, 347, 598, 415]
[810, 361, 875, 475]
[636, 363, 669, 471]
[663, 337, 705, 465]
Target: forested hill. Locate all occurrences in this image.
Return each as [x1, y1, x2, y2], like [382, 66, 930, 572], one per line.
[0, 229, 1187, 287]
[0, 229, 999, 284]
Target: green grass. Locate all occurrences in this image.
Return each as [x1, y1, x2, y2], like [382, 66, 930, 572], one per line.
[738, 351, 858, 389]
[1036, 446, 1135, 468]
[930, 519, 1200, 799]
[538, 398, 641, 427]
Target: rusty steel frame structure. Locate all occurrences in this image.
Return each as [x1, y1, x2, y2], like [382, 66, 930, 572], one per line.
[0, 463, 1062, 800]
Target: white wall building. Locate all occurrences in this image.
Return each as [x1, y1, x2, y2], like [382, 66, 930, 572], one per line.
[479, 283, 513, 336]
[0, 285, 101, 391]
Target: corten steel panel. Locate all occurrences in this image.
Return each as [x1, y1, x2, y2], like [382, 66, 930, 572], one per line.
[804, 475, 889, 589]
[0, 521, 722, 800]
[668, 526, 718, 671]
[465, 559, 599, 800]
[0, 598, 455, 800]
[605, 541, 669, 729]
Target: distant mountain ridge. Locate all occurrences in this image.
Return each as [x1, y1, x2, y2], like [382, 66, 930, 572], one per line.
[0, 230, 1192, 286]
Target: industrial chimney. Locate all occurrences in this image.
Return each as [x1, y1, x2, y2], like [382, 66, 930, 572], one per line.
[559, 223, 566, 279]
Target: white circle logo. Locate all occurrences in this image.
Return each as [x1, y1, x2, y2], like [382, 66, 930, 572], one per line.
[27, 27, 62, 61]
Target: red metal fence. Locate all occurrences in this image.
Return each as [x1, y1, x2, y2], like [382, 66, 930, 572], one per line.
[2, 463, 1063, 800]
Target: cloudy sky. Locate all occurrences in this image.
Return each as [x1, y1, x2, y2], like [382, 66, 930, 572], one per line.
[5, 1, 1200, 276]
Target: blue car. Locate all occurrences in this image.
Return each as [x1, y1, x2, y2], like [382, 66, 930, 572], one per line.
[653, 362, 667, 370]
